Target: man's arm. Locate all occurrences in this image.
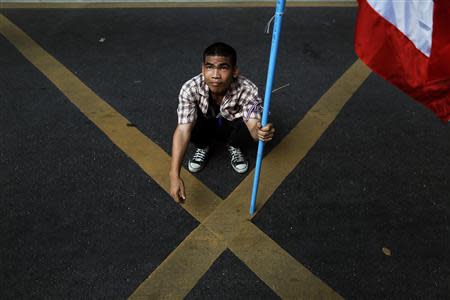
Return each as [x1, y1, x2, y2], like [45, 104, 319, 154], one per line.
[169, 123, 195, 203]
[245, 118, 275, 142]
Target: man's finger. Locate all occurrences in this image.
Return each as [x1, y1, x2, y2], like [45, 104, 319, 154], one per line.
[180, 189, 186, 202]
[179, 181, 186, 202]
[177, 193, 185, 203]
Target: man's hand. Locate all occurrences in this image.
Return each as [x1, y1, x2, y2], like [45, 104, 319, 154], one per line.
[257, 122, 275, 142]
[169, 123, 194, 204]
[170, 175, 186, 203]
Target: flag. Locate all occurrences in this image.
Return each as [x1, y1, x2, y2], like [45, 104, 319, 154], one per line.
[355, 0, 450, 122]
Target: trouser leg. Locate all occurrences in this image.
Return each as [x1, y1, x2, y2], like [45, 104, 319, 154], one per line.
[218, 117, 253, 150]
[189, 113, 216, 148]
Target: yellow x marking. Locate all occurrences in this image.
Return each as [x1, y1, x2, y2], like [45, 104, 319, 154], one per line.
[129, 59, 370, 299]
[0, 10, 370, 299]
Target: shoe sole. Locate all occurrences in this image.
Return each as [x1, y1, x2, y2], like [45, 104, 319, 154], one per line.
[188, 161, 205, 173]
[232, 165, 248, 173]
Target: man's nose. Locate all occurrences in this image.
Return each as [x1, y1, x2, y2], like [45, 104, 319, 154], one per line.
[212, 68, 220, 78]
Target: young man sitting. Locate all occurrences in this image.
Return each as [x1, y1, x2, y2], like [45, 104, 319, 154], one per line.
[169, 42, 275, 203]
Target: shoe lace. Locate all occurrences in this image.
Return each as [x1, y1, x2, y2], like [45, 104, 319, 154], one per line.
[193, 148, 208, 161]
[228, 146, 245, 163]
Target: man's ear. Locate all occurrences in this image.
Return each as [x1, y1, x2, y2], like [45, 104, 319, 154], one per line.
[233, 66, 240, 78]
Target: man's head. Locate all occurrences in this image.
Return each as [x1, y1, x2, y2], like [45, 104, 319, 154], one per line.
[202, 42, 239, 97]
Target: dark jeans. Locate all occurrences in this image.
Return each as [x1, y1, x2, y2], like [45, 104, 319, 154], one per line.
[190, 112, 253, 150]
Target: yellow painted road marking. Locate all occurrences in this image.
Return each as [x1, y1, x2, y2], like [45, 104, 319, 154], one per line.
[1, 12, 370, 300]
[229, 223, 339, 299]
[1, 1, 357, 9]
[0, 13, 221, 222]
[130, 225, 227, 300]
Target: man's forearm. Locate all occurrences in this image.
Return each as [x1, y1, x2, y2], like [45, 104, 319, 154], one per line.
[170, 126, 191, 178]
[245, 118, 260, 141]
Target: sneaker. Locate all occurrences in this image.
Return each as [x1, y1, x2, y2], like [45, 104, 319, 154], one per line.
[227, 145, 248, 173]
[188, 146, 210, 173]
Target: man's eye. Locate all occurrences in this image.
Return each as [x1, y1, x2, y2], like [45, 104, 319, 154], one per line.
[206, 65, 214, 70]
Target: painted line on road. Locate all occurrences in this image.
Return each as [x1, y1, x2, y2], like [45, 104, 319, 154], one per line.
[130, 225, 227, 299]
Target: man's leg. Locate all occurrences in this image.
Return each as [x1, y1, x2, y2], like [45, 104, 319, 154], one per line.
[188, 113, 216, 173]
[190, 113, 216, 148]
[219, 117, 252, 173]
[225, 118, 253, 150]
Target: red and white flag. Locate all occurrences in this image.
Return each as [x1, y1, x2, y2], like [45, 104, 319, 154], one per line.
[355, 0, 450, 122]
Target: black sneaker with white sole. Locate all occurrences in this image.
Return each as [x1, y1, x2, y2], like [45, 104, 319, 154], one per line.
[227, 145, 248, 173]
[188, 146, 210, 173]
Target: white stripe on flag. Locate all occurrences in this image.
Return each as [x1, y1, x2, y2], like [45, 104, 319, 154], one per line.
[367, 0, 434, 57]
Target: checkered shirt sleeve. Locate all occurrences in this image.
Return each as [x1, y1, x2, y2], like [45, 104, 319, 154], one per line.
[177, 79, 199, 124]
[241, 79, 263, 121]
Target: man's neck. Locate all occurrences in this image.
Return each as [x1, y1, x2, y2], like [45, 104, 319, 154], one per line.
[210, 92, 224, 105]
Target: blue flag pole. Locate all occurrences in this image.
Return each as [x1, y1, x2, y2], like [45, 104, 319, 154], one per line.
[250, 0, 286, 216]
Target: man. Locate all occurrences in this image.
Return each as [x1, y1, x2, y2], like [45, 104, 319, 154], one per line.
[169, 42, 275, 203]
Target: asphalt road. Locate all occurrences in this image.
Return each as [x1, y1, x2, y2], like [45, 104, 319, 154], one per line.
[1, 4, 449, 299]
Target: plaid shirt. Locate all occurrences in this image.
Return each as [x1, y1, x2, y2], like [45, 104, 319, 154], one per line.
[177, 74, 262, 124]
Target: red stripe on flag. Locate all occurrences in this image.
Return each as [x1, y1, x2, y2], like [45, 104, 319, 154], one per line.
[355, 0, 450, 122]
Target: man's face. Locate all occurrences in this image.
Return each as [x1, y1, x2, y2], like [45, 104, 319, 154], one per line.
[202, 55, 238, 97]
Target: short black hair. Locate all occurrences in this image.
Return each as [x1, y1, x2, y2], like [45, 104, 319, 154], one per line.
[203, 42, 237, 66]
